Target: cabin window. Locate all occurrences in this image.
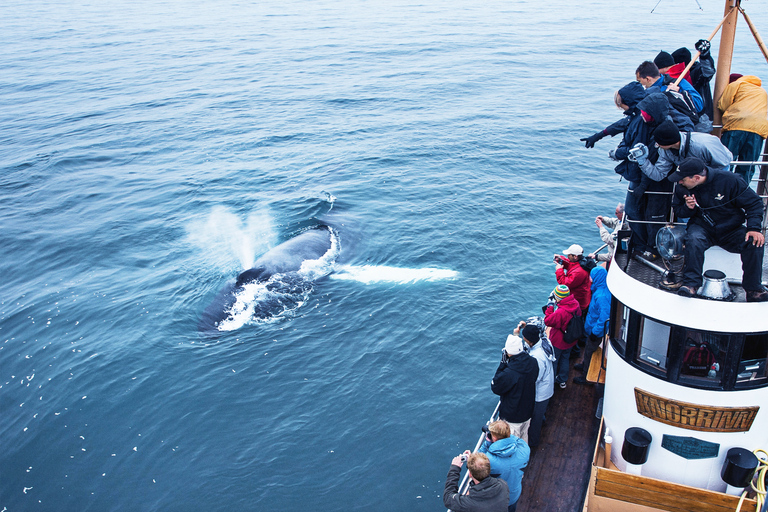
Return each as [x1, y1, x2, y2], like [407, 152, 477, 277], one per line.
[676, 329, 728, 388]
[636, 317, 670, 374]
[611, 300, 628, 356]
[735, 333, 768, 389]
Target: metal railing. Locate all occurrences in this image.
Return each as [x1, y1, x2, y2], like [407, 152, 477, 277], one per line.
[447, 401, 501, 511]
[624, 159, 768, 235]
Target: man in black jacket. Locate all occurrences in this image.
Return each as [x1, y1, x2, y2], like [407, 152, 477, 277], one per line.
[670, 157, 767, 301]
[491, 335, 539, 444]
[443, 452, 509, 512]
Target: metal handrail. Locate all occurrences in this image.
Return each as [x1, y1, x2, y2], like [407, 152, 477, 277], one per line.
[448, 401, 501, 510]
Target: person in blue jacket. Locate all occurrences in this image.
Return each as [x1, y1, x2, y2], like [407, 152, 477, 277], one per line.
[479, 420, 530, 512]
[574, 266, 611, 384]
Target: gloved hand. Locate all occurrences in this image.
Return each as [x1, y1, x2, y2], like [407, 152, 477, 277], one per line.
[501, 348, 509, 364]
[580, 130, 605, 149]
[628, 143, 648, 166]
[695, 39, 711, 57]
[546, 299, 556, 309]
[608, 149, 619, 161]
[632, 182, 648, 196]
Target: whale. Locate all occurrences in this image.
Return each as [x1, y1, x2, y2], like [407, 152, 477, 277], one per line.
[198, 225, 338, 333]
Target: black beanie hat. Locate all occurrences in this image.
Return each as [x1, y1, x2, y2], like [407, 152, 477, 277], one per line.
[654, 51, 675, 69]
[672, 47, 692, 65]
[522, 325, 540, 344]
[654, 119, 681, 146]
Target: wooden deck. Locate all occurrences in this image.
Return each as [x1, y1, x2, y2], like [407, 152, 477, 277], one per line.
[517, 353, 602, 512]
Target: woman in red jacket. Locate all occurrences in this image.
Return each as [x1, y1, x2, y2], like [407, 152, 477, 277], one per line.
[544, 285, 581, 389]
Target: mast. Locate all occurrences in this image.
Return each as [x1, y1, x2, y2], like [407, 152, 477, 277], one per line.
[712, 0, 739, 134]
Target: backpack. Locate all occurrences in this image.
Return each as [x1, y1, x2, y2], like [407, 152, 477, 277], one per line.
[562, 311, 585, 345]
[661, 77, 710, 132]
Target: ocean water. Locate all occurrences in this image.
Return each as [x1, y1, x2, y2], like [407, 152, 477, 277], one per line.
[2, 0, 767, 510]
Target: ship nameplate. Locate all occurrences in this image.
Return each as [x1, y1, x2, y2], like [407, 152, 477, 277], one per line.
[661, 435, 720, 459]
[634, 388, 759, 432]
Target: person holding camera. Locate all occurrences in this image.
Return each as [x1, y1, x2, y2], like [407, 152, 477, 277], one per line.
[478, 420, 529, 512]
[544, 285, 581, 388]
[490, 335, 539, 444]
[554, 245, 591, 314]
[443, 451, 509, 512]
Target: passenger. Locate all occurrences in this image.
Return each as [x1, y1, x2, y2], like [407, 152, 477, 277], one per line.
[588, 203, 625, 263]
[478, 420, 529, 512]
[554, 244, 591, 314]
[580, 82, 645, 148]
[573, 266, 611, 385]
[636, 60, 701, 132]
[444, 451, 509, 512]
[608, 91, 671, 259]
[513, 322, 555, 448]
[717, 73, 768, 185]
[633, 118, 733, 181]
[654, 51, 693, 87]
[490, 335, 539, 444]
[544, 285, 581, 389]
[637, 59, 704, 115]
[672, 40, 716, 120]
[669, 157, 767, 301]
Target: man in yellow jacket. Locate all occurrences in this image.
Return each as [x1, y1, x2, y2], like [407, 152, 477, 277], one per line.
[717, 74, 768, 185]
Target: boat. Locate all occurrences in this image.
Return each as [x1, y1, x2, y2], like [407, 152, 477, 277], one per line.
[451, 2, 768, 510]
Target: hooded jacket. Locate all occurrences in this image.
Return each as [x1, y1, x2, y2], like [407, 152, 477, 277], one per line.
[718, 76, 768, 138]
[491, 352, 539, 424]
[544, 294, 581, 350]
[672, 169, 765, 238]
[613, 93, 670, 183]
[528, 340, 556, 402]
[584, 266, 611, 338]
[604, 81, 647, 137]
[479, 436, 530, 506]
[555, 257, 591, 311]
[444, 465, 509, 512]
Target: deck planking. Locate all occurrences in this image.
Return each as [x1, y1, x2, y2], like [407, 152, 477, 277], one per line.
[517, 353, 602, 512]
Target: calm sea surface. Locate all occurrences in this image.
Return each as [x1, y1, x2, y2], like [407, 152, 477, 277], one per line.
[2, 0, 767, 510]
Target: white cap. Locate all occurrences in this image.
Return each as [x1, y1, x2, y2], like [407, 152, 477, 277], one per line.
[504, 335, 524, 356]
[563, 244, 584, 256]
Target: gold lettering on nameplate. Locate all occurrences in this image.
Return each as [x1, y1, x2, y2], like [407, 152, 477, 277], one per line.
[633, 388, 759, 433]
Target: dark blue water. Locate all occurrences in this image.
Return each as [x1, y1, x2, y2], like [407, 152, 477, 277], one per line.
[2, 1, 767, 510]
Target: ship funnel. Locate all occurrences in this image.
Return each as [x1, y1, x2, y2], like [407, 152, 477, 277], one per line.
[698, 269, 734, 301]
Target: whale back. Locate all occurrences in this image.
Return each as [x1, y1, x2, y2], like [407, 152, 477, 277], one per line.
[199, 226, 336, 333]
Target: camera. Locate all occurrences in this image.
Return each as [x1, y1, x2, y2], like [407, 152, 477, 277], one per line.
[553, 255, 564, 265]
[628, 146, 644, 161]
[460, 453, 468, 463]
[482, 424, 493, 442]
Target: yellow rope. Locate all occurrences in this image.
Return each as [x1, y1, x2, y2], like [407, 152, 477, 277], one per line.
[735, 449, 768, 512]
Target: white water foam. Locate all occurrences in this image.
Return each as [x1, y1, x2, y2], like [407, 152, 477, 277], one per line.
[330, 264, 458, 284]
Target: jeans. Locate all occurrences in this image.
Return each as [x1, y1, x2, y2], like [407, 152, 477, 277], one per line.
[721, 130, 765, 185]
[553, 346, 572, 384]
[528, 399, 549, 448]
[683, 223, 765, 291]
